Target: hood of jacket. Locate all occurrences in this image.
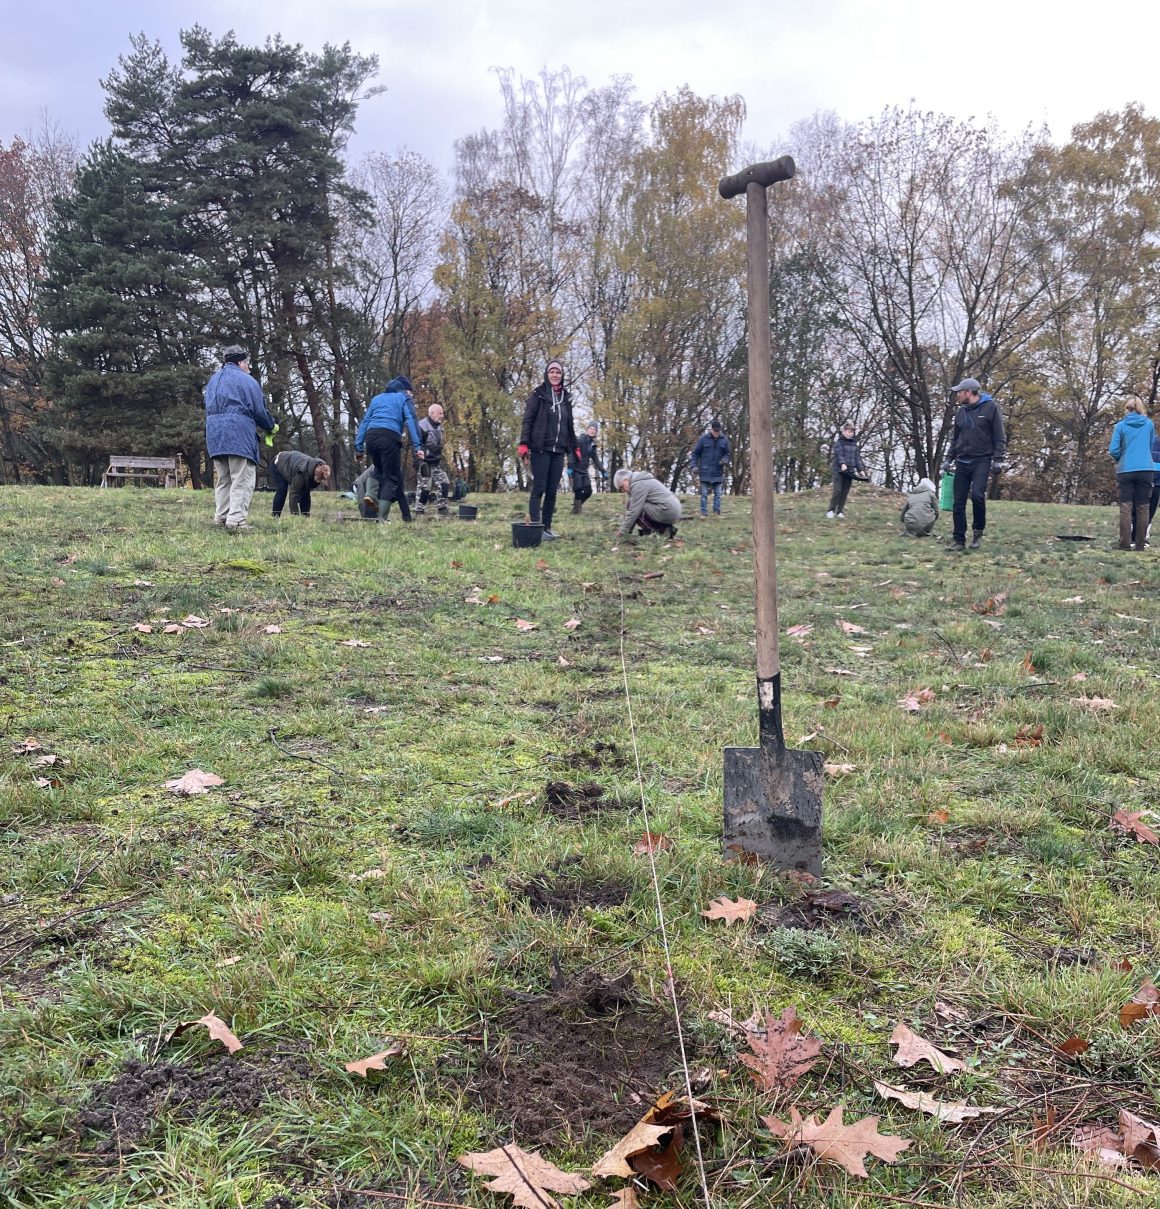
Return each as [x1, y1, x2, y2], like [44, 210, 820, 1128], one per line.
[542, 362, 566, 389]
[385, 375, 412, 394]
[1120, 412, 1151, 432]
[915, 477, 936, 493]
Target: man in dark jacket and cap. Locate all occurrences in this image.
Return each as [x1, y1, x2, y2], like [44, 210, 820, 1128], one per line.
[942, 378, 1006, 551]
[204, 345, 277, 531]
[569, 422, 606, 513]
[270, 449, 331, 517]
[690, 418, 730, 517]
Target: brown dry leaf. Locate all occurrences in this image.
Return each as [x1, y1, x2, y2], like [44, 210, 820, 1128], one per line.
[642, 571, 664, 580]
[633, 832, 673, 856]
[1021, 650, 1036, 675]
[1114, 957, 1134, 973]
[1056, 1036, 1091, 1058]
[606, 1189, 640, 1209]
[1111, 810, 1160, 846]
[514, 619, 539, 632]
[344, 1043, 406, 1076]
[1072, 1123, 1129, 1168]
[450, 560, 463, 569]
[557, 655, 570, 668]
[739, 1006, 822, 1091]
[134, 623, 153, 634]
[348, 868, 386, 882]
[629, 1125, 683, 1190]
[487, 594, 501, 605]
[873, 1080, 998, 1123]
[701, 896, 758, 926]
[786, 623, 814, 639]
[12, 737, 46, 754]
[181, 614, 210, 629]
[823, 762, 856, 777]
[163, 623, 182, 634]
[457, 1144, 591, 1209]
[51, 576, 66, 587]
[34, 776, 61, 789]
[169, 1010, 243, 1053]
[889, 1022, 966, 1074]
[592, 1119, 672, 1178]
[563, 618, 582, 631]
[979, 647, 993, 662]
[534, 558, 550, 571]
[464, 590, 484, 605]
[263, 624, 283, 634]
[1119, 1110, 1160, 1170]
[215, 956, 243, 968]
[837, 619, 868, 635]
[927, 808, 950, 824]
[494, 791, 536, 809]
[764, 1106, 910, 1178]
[1071, 695, 1116, 712]
[785, 869, 819, 887]
[971, 592, 1007, 616]
[1032, 1106, 1061, 1153]
[898, 688, 935, 712]
[1072, 671, 1089, 682]
[707, 1007, 762, 1037]
[1120, 981, 1160, 1028]
[164, 769, 225, 796]
[1015, 724, 1044, 748]
[823, 696, 841, 709]
[29, 754, 68, 769]
[340, 639, 370, 648]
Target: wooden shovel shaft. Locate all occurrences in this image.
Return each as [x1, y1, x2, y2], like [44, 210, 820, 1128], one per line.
[745, 181, 783, 751]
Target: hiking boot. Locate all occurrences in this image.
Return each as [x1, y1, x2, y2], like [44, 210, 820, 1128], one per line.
[572, 499, 582, 514]
[667, 525, 679, 539]
[946, 542, 965, 553]
[969, 530, 983, 549]
[542, 529, 560, 541]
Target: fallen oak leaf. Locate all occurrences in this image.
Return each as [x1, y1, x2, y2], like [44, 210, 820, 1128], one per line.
[164, 769, 224, 795]
[629, 1124, 683, 1191]
[263, 624, 283, 634]
[897, 687, 935, 712]
[1056, 1035, 1091, 1059]
[739, 1006, 822, 1090]
[168, 1010, 243, 1054]
[606, 1189, 640, 1209]
[1119, 1109, 1160, 1171]
[701, 896, 757, 926]
[890, 1022, 966, 1074]
[1015, 724, 1044, 748]
[823, 695, 841, 709]
[514, 619, 539, 632]
[837, 619, 867, 635]
[1071, 695, 1116, 712]
[1021, 650, 1036, 674]
[134, 623, 153, 633]
[563, 618, 581, 630]
[340, 638, 370, 647]
[970, 592, 1007, 615]
[927, 808, 950, 824]
[633, 831, 673, 856]
[11, 737, 46, 754]
[786, 623, 814, 639]
[1072, 1122, 1129, 1168]
[1032, 1106, 1061, 1153]
[1111, 810, 1159, 846]
[29, 754, 68, 769]
[457, 1143, 590, 1209]
[593, 1119, 672, 1178]
[1072, 671, 1089, 682]
[215, 955, 243, 968]
[344, 1042, 406, 1076]
[873, 1080, 999, 1123]
[764, 1106, 910, 1178]
[181, 614, 210, 628]
[163, 623, 183, 634]
[1120, 981, 1160, 1028]
[823, 762, 856, 777]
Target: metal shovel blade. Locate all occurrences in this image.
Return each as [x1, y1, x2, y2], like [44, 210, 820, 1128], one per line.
[723, 743, 824, 876]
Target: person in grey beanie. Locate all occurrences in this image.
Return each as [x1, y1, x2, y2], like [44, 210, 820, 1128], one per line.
[942, 378, 1006, 551]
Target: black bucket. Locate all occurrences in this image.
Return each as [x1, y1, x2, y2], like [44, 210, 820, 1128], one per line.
[512, 522, 544, 548]
[459, 504, 478, 520]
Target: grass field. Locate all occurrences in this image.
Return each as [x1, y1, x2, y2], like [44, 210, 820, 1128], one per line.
[1, 481, 1158, 1209]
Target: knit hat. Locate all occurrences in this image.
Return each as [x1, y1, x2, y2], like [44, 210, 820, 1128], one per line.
[386, 375, 413, 392]
[223, 345, 248, 364]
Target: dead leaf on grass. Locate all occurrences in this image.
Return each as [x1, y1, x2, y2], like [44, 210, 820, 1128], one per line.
[514, 619, 539, 632]
[34, 776, 61, 789]
[786, 623, 814, 639]
[1072, 671, 1089, 682]
[29, 754, 68, 769]
[534, 558, 550, 571]
[215, 956, 243, 968]
[1021, 650, 1036, 674]
[642, 571, 664, 580]
[134, 623, 153, 633]
[163, 623, 182, 634]
[348, 868, 387, 882]
[1071, 696, 1115, 712]
[181, 615, 210, 629]
[487, 593, 501, 605]
[465, 590, 484, 605]
[450, 560, 463, 569]
[1056, 1035, 1091, 1058]
[1072, 1122, 1130, 1168]
[164, 769, 224, 795]
[701, 896, 757, 926]
[605, 1189, 641, 1209]
[971, 592, 1007, 616]
[1111, 810, 1159, 846]
[837, 619, 868, 635]
[340, 639, 370, 647]
[823, 696, 841, 709]
[873, 1080, 998, 1123]
[823, 762, 857, 777]
[457, 1144, 591, 1208]
[633, 832, 673, 856]
[927, 808, 950, 824]
[629, 1125, 683, 1190]
[1120, 981, 1160, 1027]
[764, 1106, 910, 1178]
[12, 737, 46, 754]
[345, 1043, 406, 1076]
[592, 1119, 671, 1178]
[263, 624, 283, 634]
[739, 1006, 822, 1090]
[1120, 1110, 1160, 1170]
[889, 1022, 965, 1074]
[1015, 724, 1044, 748]
[707, 1007, 762, 1037]
[563, 618, 581, 630]
[1032, 1106, 1061, 1152]
[897, 688, 935, 712]
[168, 1010, 243, 1054]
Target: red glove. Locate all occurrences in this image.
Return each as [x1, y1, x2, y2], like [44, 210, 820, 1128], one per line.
[518, 444, 529, 459]
[575, 448, 582, 461]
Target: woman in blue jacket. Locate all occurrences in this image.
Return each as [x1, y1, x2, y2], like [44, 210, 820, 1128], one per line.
[1108, 397, 1157, 551]
[355, 376, 424, 522]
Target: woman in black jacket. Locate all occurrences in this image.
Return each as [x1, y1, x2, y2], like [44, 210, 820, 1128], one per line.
[518, 360, 578, 540]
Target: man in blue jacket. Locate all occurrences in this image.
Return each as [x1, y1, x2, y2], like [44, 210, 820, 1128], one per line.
[204, 345, 276, 532]
[690, 418, 731, 517]
[354, 376, 424, 522]
[942, 378, 1006, 551]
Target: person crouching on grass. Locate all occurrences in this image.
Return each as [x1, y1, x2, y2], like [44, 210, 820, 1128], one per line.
[899, 477, 939, 536]
[271, 450, 330, 517]
[614, 468, 682, 539]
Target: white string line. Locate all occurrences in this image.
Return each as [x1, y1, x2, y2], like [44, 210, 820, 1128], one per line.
[615, 569, 713, 1209]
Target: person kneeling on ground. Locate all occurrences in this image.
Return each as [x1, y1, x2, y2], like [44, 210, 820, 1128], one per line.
[271, 450, 330, 517]
[614, 467, 682, 538]
[899, 477, 939, 536]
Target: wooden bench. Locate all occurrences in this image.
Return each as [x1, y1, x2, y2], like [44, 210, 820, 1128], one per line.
[100, 456, 182, 488]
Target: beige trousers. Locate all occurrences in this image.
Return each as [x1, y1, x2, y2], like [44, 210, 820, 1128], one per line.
[213, 456, 257, 528]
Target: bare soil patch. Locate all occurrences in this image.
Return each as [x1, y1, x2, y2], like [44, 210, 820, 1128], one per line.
[512, 869, 631, 916]
[461, 971, 690, 1147]
[541, 779, 617, 819]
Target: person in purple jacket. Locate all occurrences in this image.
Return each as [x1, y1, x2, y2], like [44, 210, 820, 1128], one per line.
[204, 345, 276, 532]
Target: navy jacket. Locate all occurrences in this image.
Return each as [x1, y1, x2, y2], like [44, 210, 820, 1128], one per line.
[946, 393, 1006, 464]
[204, 363, 276, 464]
[690, 431, 731, 482]
[573, 431, 606, 475]
[831, 434, 865, 477]
[355, 378, 421, 452]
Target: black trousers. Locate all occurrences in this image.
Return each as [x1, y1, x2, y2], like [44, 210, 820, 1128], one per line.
[952, 457, 991, 544]
[270, 462, 312, 516]
[528, 450, 565, 528]
[573, 468, 593, 504]
[365, 429, 411, 521]
[1119, 471, 1152, 549]
[828, 472, 852, 514]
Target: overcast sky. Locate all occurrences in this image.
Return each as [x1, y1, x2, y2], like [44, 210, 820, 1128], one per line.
[5, 0, 1160, 174]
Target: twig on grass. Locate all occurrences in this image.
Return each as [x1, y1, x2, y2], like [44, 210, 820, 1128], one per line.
[267, 728, 343, 775]
[331, 1189, 473, 1209]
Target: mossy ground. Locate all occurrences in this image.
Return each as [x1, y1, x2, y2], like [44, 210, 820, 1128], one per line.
[1, 483, 1157, 1207]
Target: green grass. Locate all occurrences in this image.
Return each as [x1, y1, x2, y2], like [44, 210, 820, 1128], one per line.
[1, 483, 1157, 1207]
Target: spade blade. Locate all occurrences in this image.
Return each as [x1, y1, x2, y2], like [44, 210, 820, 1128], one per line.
[723, 744, 823, 876]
